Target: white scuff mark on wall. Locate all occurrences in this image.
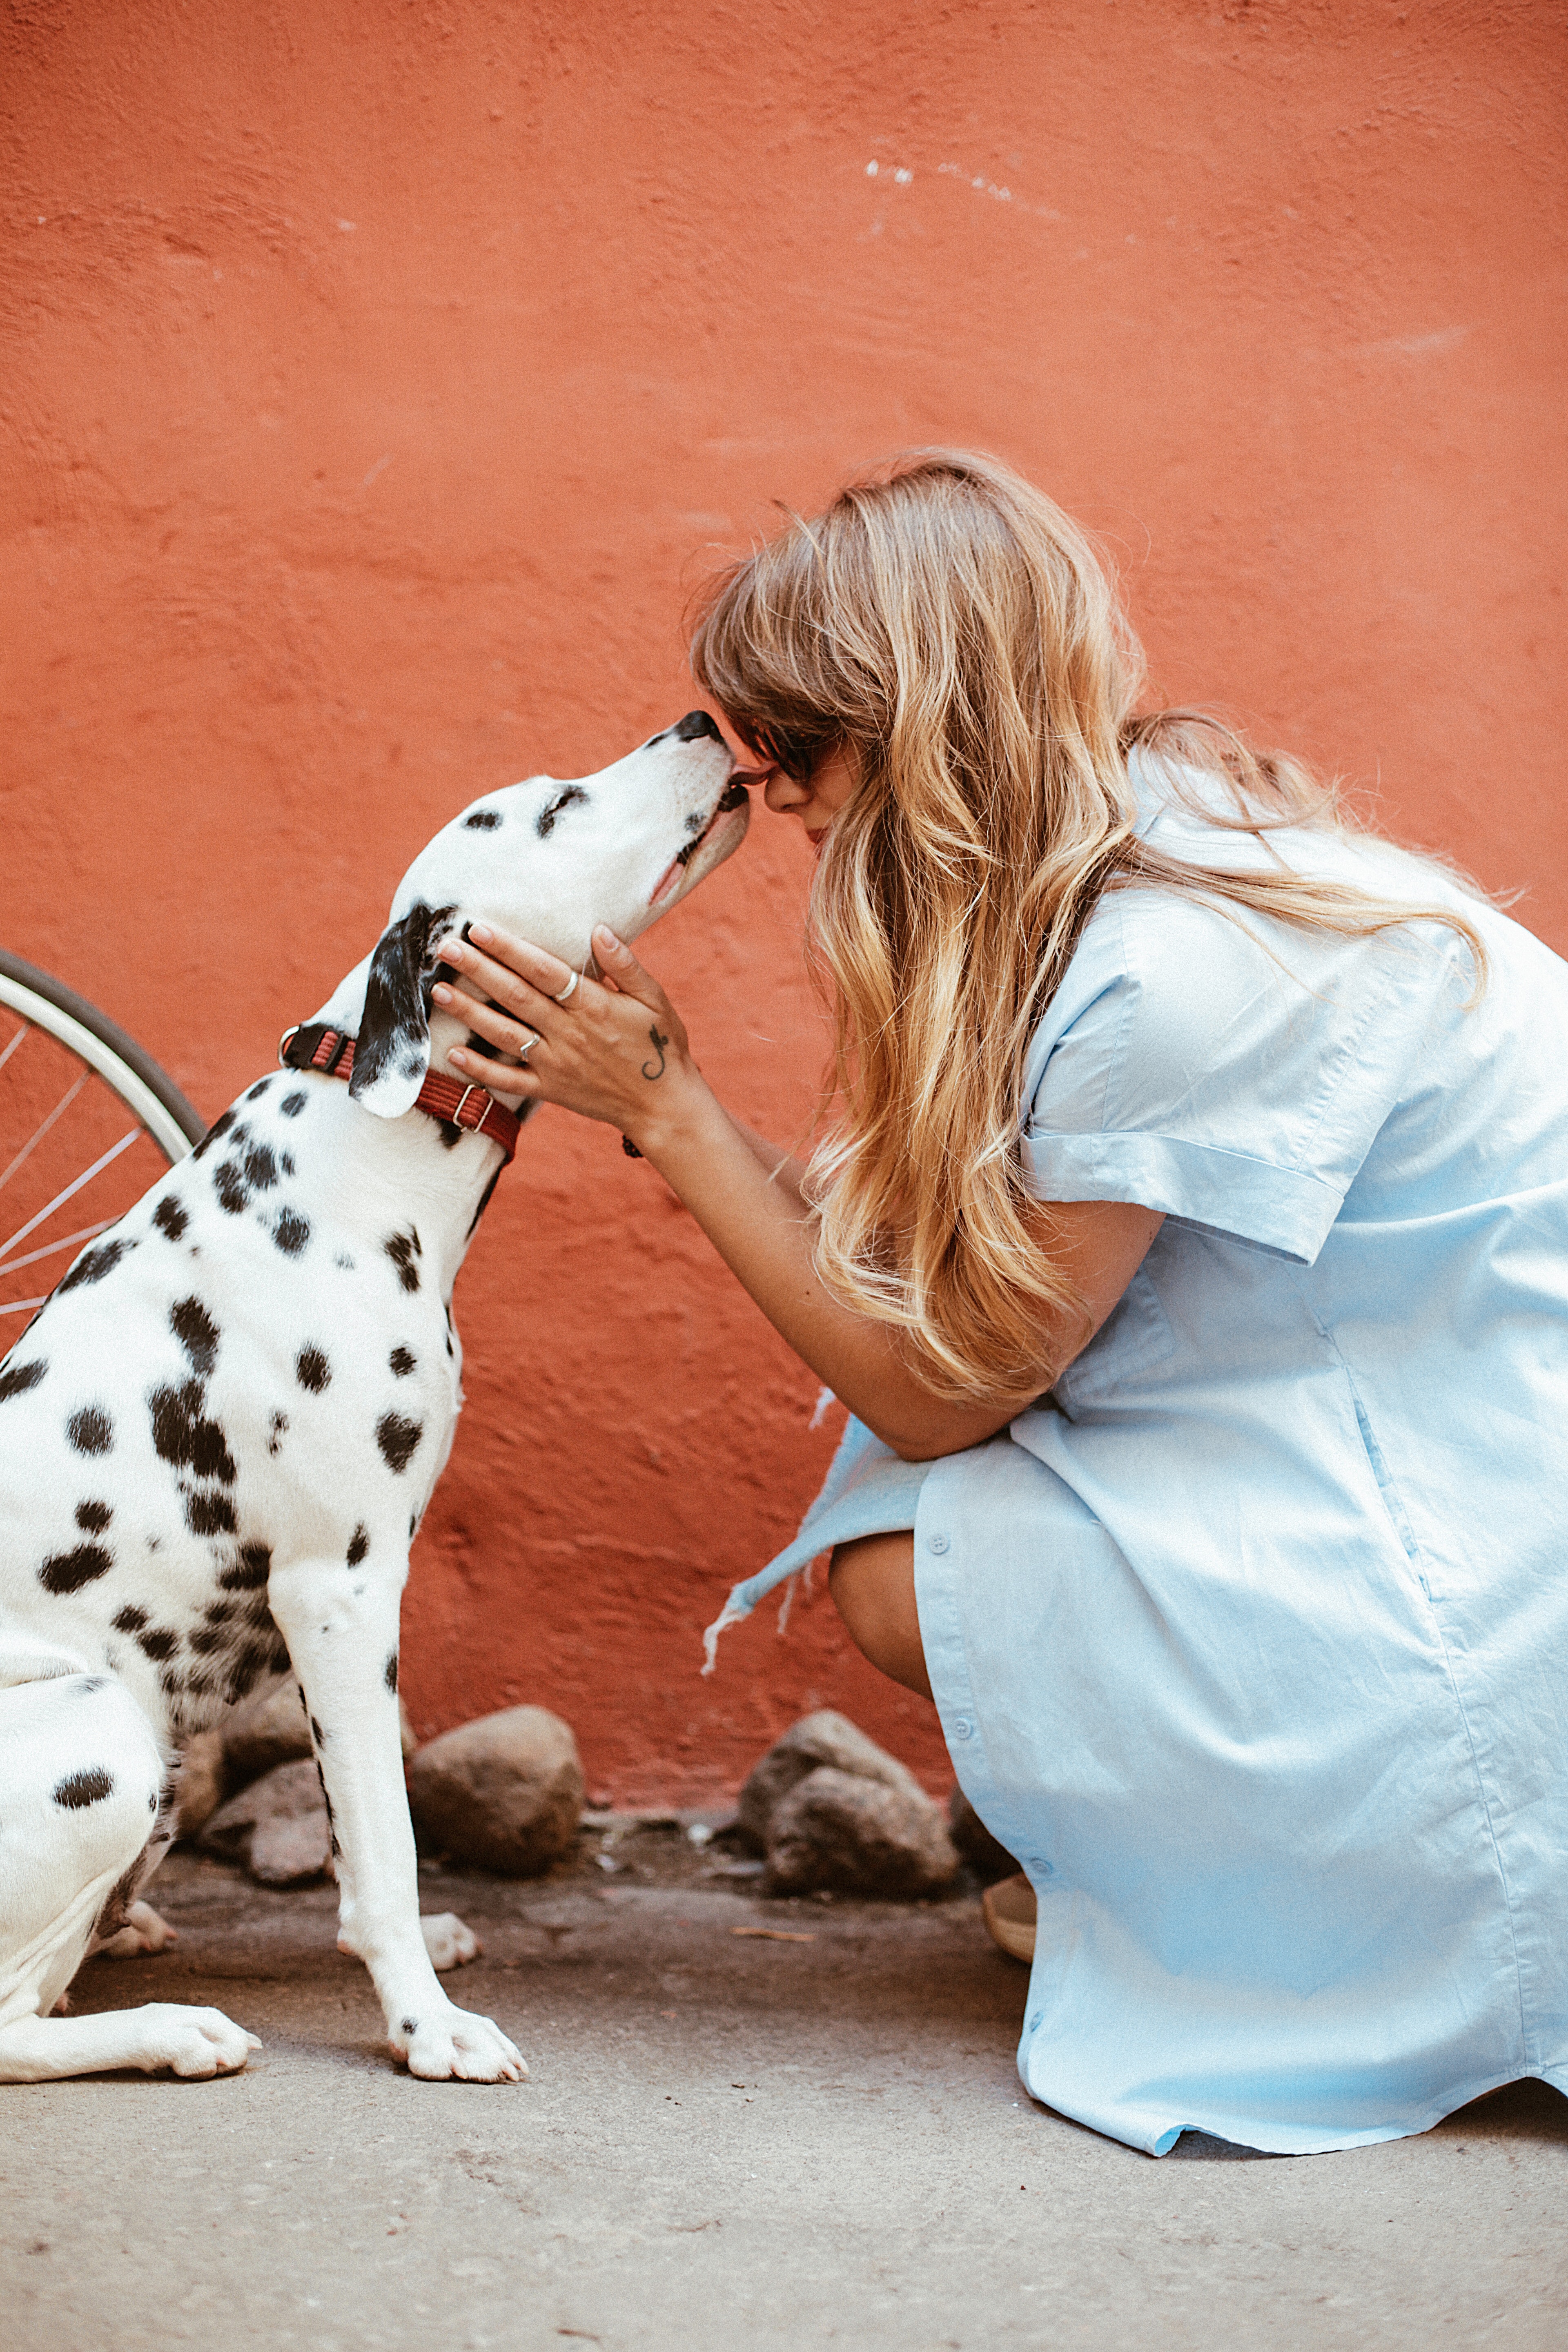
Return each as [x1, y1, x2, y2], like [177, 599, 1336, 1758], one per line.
[361, 452, 392, 488]
[1355, 325, 1472, 359]
[936, 160, 1060, 219]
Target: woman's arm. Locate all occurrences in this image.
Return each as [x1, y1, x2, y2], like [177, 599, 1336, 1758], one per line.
[433, 924, 1163, 1461]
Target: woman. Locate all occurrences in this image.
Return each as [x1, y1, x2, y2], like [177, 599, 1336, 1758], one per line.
[431, 451, 1568, 2156]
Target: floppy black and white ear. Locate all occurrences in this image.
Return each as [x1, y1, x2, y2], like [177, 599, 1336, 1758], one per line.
[349, 899, 457, 1119]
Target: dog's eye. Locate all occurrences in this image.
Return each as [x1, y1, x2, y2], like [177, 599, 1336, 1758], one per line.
[537, 787, 588, 840]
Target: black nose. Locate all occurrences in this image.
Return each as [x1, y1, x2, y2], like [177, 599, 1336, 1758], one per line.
[670, 709, 723, 743]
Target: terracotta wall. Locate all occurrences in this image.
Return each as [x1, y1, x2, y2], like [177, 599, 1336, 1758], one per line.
[3, 1, 1563, 1802]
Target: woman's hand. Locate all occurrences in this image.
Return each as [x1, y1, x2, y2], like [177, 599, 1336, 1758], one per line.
[432, 921, 706, 1154]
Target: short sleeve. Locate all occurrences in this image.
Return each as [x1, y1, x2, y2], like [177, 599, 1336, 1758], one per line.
[1020, 888, 1457, 1263]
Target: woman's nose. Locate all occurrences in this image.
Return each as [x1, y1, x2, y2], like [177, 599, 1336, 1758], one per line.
[763, 770, 807, 814]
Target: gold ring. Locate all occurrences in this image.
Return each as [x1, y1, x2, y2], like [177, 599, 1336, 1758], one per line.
[551, 969, 581, 1004]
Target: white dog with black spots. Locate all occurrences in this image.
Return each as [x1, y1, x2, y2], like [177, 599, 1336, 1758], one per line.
[0, 713, 746, 2083]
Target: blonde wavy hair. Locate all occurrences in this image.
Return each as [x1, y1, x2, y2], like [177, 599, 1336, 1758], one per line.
[690, 450, 1486, 1405]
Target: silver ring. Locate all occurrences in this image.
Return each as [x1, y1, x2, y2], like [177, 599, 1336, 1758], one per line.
[517, 1029, 540, 1061]
[551, 969, 581, 1005]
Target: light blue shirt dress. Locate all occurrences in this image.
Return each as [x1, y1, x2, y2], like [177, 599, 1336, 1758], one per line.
[708, 767, 1568, 2156]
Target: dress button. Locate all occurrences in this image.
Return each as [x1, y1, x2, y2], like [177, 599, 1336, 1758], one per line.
[927, 1531, 950, 1554]
[952, 1717, 973, 1741]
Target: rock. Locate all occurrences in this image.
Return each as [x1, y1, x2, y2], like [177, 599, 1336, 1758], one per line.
[765, 1766, 959, 1899]
[200, 1758, 332, 1886]
[739, 1712, 960, 1899]
[406, 1705, 583, 1875]
[948, 1786, 1019, 1885]
[171, 1730, 228, 1839]
[223, 1673, 312, 1782]
[737, 1710, 928, 1847]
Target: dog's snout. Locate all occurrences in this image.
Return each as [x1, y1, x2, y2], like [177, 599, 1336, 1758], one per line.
[671, 710, 723, 744]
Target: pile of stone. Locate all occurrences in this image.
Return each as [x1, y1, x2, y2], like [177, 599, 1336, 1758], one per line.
[736, 1711, 961, 1899]
[180, 1680, 583, 1886]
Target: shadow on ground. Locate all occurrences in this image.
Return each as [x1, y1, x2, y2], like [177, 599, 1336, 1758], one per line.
[4, 1829, 1565, 2351]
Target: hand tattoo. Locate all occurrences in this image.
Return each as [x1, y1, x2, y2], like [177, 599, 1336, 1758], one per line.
[641, 1025, 669, 1081]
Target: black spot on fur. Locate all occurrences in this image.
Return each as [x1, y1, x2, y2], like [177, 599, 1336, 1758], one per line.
[136, 1627, 179, 1662]
[244, 1141, 279, 1193]
[267, 1410, 288, 1454]
[152, 1196, 189, 1242]
[376, 1412, 423, 1475]
[221, 1541, 272, 1590]
[246, 1078, 273, 1102]
[57, 1237, 135, 1295]
[0, 1357, 47, 1403]
[401, 2016, 418, 2036]
[438, 1120, 463, 1148]
[149, 1381, 235, 1482]
[205, 1599, 236, 1624]
[383, 1231, 421, 1294]
[114, 1604, 148, 1633]
[280, 1152, 296, 1177]
[310, 1715, 325, 1746]
[281, 1091, 307, 1118]
[214, 1160, 249, 1215]
[191, 1107, 236, 1163]
[78, 1675, 109, 1693]
[466, 1162, 503, 1241]
[463, 808, 502, 830]
[409, 1512, 417, 1537]
[347, 1524, 370, 1566]
[67, 1406, 114, 1456]
[75, 1500, 112, 1533]
[170, 1295, 220, 1378]
[314, 1762, 335, 1827]
[39, 1544, 112, 1594]
[389, 1346, 416, 1377]
[189, 1621, 227, 1655]
[384, 1650, 399, 1695]
[53, 1767, 114, 1809]
[185, 1489, 238, 1537]
[296, 1345, 331, 1394]
[537, 784, 587, 838]
[273, 1207, 310, 1256]
[334, 1252, 355, 1271]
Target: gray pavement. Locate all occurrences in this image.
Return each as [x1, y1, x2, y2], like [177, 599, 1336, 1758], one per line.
[3, 1829, 1566, 2352]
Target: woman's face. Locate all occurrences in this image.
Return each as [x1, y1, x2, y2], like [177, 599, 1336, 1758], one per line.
[712, 716, 857, 848]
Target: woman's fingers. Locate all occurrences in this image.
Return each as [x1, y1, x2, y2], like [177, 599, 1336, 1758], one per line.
[431, 978, 542, 1064]
[590, 925, 668, 1014]
[436, 934, 561, 1030]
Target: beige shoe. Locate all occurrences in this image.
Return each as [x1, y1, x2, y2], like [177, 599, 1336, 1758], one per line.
[981, 1870, 1036, 1964]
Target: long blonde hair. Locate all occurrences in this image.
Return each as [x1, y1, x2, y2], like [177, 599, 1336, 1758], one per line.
[690, 450, 1486, 1404]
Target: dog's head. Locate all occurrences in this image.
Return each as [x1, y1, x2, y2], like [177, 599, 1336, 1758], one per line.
[346, 712, 749, 1119]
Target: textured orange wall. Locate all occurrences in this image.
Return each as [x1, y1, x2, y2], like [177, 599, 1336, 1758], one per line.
[2, 1, 1564, 1803]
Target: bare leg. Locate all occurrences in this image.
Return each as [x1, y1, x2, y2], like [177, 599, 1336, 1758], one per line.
[829, 1531, 933, 1699]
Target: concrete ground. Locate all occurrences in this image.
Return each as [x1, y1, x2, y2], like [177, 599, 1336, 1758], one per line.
[4, 1822, 1566, 2352]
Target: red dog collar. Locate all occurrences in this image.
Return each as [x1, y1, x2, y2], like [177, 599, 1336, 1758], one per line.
[278, 1024, 522, 1165]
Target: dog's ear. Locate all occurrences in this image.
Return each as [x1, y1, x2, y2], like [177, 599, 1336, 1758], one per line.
[349, 900, 456, 1119]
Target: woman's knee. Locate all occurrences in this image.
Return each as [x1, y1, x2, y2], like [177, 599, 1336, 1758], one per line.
[828, 1531, 932, 1699]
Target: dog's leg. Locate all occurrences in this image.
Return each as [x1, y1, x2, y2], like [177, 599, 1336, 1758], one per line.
[0, 1673, 258, 2083]
[266, 1560, 525, 2083]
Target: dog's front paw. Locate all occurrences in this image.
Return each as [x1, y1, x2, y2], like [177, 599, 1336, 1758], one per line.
[420, 1911, 481, 1972]
[136, 2004, 263, 2078]
[98, 1901, 180, 1960]
[392, 2002, 526, 2083]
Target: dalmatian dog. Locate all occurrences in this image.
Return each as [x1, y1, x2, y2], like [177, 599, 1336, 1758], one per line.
[0, 711, 748, 2084]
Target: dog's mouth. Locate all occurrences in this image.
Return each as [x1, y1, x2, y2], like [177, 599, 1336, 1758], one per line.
[648, 779, 752, 908]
